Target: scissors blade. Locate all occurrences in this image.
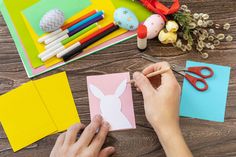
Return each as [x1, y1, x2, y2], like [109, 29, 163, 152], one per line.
[170, 64, 186, 76]
[142, 53, 162, 63]
[142, 54, 186, 76]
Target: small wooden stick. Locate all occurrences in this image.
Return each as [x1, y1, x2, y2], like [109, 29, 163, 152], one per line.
[128, 67, 170, 84]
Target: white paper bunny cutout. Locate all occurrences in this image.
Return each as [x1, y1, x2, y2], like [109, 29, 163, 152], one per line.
[89, 79, 132, 130]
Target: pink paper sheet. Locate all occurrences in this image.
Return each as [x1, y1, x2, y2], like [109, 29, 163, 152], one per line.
[87, 72, 136, 131]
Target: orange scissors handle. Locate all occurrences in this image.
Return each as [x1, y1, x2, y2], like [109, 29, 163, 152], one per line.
[185, 73, 209, 91]
[187, 66, 214, 79]
[141, 54, 214, 92]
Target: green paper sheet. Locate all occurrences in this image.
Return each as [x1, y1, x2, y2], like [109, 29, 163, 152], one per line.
[111, 0, 152, 22]
[23, 0, 91, 36]
[3, 0, 44, 68]
[0, 2, 33, 76]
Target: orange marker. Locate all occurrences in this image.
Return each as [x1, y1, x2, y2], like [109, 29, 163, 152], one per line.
[61, 10, 97, 30]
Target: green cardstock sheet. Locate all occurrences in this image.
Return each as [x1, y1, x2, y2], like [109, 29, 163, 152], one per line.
[23, 0, 91, 36]
[0, 1, 33, 76]
[111, 0, 152, 22]
[3, 0, 44, 68]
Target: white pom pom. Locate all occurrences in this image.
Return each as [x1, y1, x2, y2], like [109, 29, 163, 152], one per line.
[40, 9, 65, 33]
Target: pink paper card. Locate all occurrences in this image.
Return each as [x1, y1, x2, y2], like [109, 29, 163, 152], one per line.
[87, 72, 136, 131]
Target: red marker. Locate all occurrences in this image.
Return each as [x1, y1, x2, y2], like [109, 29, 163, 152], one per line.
[137, 24, 148, 52]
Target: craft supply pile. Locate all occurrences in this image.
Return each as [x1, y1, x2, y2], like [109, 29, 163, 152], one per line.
[0, 0, 232, 153]
[1, 0, 233, 78]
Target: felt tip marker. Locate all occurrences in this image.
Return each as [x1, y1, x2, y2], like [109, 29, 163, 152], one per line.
[39, 23, 99, 59]
[56, 42, 81, 58]
[62, 23, 119, 61]
[38, 29, 62, 43]
[61, 10, 97, 30]
[44, 11, 104, 44]
[45, 34, 68, 49]
[57, 25, 102, 58]
[41, 26, 100, 62]
[45, 23, 98, 50]
[38, 10, 97, 43]
[137, 24, 148, 52]
[45, 15, 103, 47]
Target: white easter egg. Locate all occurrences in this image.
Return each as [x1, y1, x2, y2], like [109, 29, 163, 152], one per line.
[114, 7, 139, 31]
[40, 9, 65, 33]
[144, 14, 165, 39]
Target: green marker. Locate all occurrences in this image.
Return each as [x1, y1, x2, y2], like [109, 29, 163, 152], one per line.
[40, 23, 98, 59]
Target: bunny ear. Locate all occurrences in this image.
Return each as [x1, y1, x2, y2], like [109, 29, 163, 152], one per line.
[89, 84, 105, 99]
[114, 79, 127, 97]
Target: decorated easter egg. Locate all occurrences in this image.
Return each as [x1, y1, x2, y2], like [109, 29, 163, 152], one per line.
[114, 7, 139, 31]
[144, 14, 165, 39]
[40, 9, 65, 33]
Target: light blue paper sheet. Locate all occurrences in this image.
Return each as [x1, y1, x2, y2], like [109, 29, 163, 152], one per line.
[180, 61, 231, 122]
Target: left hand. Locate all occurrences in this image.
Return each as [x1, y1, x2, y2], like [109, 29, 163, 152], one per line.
[50, 115, 115, 157]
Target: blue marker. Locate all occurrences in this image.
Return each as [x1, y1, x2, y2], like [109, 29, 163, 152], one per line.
[44, 11, 104, 44]
[68, 11, 104, 31]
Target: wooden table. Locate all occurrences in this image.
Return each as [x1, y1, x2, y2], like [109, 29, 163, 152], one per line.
[0, 1, 236, 156]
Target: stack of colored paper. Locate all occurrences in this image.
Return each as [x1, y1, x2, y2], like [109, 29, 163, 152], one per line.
[0, 72, 80, 152]
[0, 0, 151, 78]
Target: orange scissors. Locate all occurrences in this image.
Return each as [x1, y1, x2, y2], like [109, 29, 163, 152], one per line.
[142, 54, 214, 91]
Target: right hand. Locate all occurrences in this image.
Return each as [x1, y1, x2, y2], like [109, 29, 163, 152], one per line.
[133, 62, 193, 157]
[133, 62, 181, 132]
[50, 115, 115, 157]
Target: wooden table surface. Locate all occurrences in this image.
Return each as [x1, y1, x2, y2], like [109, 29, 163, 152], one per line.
[0, 0, 236, 156]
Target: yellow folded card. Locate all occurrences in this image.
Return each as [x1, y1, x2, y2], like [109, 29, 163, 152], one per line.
[33, 72, 80, 132]
[0, 72, 80, 151]
[0, 81, 57, 152]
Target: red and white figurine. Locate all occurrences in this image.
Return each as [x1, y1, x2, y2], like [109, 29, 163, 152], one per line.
[137, 24, 148, 52]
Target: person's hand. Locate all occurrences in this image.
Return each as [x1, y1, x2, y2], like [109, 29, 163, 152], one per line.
[133, 62, 193, 157]
[133, 62, 181, 132]
[50, 115, 115, 157]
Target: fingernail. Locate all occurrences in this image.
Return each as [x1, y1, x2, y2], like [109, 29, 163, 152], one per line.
[80, 123, 85, 128]
[103, 121, 110, 128]
[109, 147, 115, 153]
[94, 115, 102, 121]
[133, 72, 141, 79]
[68, 123, 79, 131]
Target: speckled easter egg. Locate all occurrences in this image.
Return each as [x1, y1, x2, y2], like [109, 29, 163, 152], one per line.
[40, 9, 65, 33]
[144, 14, 165, 39]
[114, 7, 139, 31]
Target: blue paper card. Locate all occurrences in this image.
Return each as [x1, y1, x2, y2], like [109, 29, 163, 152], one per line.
[180, 61, 231, 122]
